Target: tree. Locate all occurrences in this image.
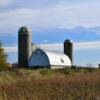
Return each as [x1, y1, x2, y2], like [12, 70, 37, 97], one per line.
[0, 41, 7, 70]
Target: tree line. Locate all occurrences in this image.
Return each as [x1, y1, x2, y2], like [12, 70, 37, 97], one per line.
[0, 41, 7, 70]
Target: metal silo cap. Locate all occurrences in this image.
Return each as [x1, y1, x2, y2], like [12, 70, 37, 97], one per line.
[18, 26, 31, 35]
[64, 39, 73, 43]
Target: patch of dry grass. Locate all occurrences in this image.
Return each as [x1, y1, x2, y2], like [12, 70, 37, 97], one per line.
[0, 68, 100, 100]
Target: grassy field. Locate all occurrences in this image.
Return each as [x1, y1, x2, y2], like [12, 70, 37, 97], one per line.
[0, 68, 100, 100]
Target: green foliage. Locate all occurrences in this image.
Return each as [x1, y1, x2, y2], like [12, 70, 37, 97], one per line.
[55, 68, 76, 75]
[39, 68, 52, 75]
[62, 68, 72, 75]
[0, 41, 7, 70]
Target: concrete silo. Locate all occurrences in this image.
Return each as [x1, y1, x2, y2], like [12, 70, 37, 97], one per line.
[64, 39, 73, 65]
[18, 26, 31, 67]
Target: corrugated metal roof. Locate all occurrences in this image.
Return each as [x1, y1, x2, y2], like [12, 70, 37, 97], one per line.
[18, 26, 31, 35]
[44, 49, 71, 66]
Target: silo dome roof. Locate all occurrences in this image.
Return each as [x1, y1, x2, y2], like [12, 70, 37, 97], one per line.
[64, 39, 72, 44]
[18, 26, 31, 35]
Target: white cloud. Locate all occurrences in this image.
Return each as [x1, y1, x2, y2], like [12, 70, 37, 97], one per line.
[39, 41, 100, 51]
[4, 46, 17, 53]
[0, 1, 100, 33]
[74, 41, 100, 50]
[0, 0, 13, 6]
[4, 41, 100, 53]
[42, 40, 50, 43]
[39, 43, 63, 52]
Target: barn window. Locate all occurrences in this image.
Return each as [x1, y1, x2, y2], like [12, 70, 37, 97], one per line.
[35, 53, 38, 55]
[41, 52, 43, 55]
[61, 58, 64, 63]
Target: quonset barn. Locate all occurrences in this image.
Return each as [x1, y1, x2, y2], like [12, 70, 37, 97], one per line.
[18, 26, 73, 69]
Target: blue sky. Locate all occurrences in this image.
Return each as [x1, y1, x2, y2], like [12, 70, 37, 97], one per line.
[0, 0, 100, 66]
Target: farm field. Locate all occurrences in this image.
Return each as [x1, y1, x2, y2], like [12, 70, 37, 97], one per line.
[0, 68, 100, 100]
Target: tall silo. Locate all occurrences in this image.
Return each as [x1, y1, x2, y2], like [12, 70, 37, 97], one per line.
[18, 26, 31, 67]
[64, 39, 73, 65]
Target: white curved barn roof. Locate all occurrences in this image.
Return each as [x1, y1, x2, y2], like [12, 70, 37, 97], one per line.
[29, 49, 72, 69]
[44, 50, 71, 66]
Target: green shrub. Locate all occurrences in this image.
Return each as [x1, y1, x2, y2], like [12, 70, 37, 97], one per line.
[0, 42, 7, 71]
[39, 69, 52, 75]
[62, 68, 71, 75]
[56, 68, 72, 75]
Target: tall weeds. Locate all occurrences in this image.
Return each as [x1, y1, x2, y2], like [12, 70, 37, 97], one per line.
[0, 69, 99, 100]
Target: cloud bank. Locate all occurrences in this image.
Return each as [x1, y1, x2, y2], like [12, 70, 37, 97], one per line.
[4, 41, 100, 53]
[0, 1, 100, 33]
[0, 0, 13, 6]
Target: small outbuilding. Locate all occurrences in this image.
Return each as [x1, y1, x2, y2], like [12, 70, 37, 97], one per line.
[29, 49, 72, 69]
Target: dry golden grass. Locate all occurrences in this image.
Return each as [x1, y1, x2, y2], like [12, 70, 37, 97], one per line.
[0, 68, 100, 100]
